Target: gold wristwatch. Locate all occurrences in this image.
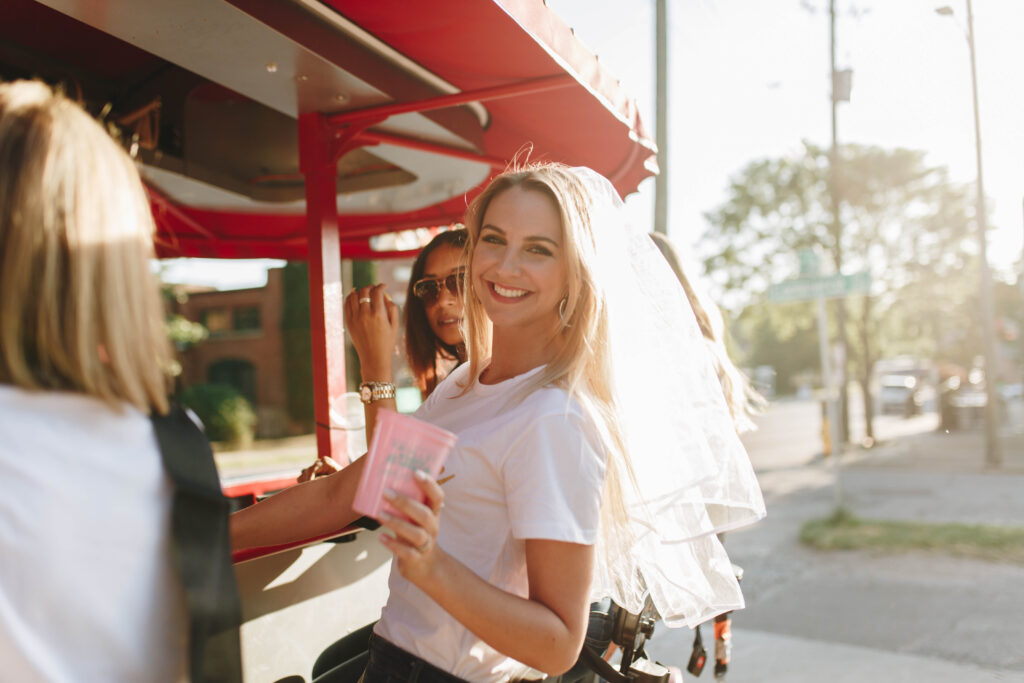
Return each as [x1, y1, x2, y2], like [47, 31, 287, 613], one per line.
[359, 381, 396, 404]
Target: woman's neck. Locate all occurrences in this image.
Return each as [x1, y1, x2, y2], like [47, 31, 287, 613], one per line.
[482, 328, 561, 384]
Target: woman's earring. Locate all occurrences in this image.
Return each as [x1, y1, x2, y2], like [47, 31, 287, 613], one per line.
[558, 296, 571, 327]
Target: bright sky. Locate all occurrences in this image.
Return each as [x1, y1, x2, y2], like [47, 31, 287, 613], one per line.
[550, 0, 1024, 280]
[160, 0, 1024, 290]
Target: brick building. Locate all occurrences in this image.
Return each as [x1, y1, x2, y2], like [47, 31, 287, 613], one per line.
[172, 260, 414, 438]
[174, 268, 289, 437]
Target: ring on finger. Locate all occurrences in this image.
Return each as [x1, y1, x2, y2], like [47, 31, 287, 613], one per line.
[359, 297, 372, 304]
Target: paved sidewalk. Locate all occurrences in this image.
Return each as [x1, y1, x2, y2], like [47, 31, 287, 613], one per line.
[847, 421, 1024, 475]
[645, 419, 1024, 681]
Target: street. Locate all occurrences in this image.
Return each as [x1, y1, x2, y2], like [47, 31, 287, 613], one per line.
[645, 398, 1024, 682]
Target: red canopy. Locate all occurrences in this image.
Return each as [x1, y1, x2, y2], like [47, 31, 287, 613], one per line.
[4, 0, 656, 260]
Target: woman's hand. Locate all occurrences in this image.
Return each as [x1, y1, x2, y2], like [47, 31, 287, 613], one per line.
[344, 284, 400, 380]
[296, 456, 342, 483]
[378, 470, 445, 585]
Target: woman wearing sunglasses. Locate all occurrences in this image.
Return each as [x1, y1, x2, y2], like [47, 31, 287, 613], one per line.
[402, 229, 469, 398]
[234, 163, 763, 682]
[346, 228, 468, 409]
[299, 230, 468, 481]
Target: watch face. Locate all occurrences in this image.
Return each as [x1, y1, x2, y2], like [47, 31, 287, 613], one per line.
[360, 385, 372, 401]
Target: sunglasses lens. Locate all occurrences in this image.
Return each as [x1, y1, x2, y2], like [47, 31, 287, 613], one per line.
[445, 272, 465, 296]
[413, 280, 441, 301]
[415, 271, 464, 302]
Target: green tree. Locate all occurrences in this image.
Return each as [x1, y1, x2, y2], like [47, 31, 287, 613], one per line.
[160, 284, 209, 350]
[704, 143, 977, 441]
[733, 300, 819, 396]
[159, 284, 208, 389]
[281, 262, 314, 431]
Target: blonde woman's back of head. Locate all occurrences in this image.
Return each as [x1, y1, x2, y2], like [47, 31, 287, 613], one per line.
[0, 80, 171, 414]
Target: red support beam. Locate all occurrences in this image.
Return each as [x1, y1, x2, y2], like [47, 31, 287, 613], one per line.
[355, 129, 507, 169]
[327, 74, 575, 127]
[146, 185, 219, 240]
[298, 112, 350, 465]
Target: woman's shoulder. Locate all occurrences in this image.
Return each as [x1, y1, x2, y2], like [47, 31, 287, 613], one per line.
[521, 384, 585, 417]
[0, 384, 147, 425]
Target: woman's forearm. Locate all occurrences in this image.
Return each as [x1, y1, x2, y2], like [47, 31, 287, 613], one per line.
[414, 542, 592, 675]
[230, 457, 366, 551]
[347, 282, 401, 445]
[358, 367, 395, 445]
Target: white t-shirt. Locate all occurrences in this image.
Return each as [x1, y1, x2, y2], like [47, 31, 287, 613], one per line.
[0, 385, 188, 682]
[375, 364, 607, 682]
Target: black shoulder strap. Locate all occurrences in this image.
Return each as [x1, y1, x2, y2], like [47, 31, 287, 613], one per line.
[151, 405, 243, 683]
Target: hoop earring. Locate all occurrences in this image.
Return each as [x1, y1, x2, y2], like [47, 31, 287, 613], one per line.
[558, 296, 571, 327]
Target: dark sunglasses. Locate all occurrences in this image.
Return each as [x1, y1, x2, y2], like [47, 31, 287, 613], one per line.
[412, 271, 465, 303]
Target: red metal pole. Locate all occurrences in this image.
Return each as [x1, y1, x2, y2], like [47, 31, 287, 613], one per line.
[298, 112, 350, 465]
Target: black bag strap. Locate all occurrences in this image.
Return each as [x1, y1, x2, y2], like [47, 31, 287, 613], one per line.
[151, 405, 243, 682]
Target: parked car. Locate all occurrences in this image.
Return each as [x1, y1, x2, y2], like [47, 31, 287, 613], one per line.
[999, 383, 1023, 402]
[878, 374, 924, 416]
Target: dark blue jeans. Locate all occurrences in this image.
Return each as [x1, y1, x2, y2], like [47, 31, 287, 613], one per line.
[360, 634, 472, 683]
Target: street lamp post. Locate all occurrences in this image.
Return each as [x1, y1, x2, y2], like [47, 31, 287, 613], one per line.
[937, 1, 1002, 467]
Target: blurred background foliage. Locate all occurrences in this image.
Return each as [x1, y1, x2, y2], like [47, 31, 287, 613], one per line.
[702, 142, 1021, 435]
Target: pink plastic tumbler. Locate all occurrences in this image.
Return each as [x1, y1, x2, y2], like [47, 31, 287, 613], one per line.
[352, 409, 457, 520]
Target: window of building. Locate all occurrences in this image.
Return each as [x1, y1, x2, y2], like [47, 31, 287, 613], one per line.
[208, 358, 257, 407]
[233, 306, 261, 333]
[200, 308, 231, 337]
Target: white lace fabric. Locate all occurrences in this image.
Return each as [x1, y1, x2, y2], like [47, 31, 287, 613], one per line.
[571, 167, 766, 628]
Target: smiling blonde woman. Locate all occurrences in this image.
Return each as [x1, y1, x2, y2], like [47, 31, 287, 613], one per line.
[232, 163, 764, 683]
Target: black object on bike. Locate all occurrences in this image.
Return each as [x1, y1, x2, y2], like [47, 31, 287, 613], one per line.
[686, 625, 707, 677]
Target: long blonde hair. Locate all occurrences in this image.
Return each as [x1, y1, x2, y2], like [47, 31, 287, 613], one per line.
[648, 231, 763, 429]
[461, 163, 633, 548]
[0, 80, 172, 414]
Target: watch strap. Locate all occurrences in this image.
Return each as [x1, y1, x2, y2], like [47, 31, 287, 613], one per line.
[360, 381, 396, 403]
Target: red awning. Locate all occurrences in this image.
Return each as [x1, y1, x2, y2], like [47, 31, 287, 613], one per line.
[5, 0, 657, 259]
[324, 0, 656, 194]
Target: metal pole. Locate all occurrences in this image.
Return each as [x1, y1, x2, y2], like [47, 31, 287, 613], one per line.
[829, 0, 850, 445]
[829, 0, 838, 173]
[817, 296, 843, 508]
[965, 0, 1003, 466]
[654, 0, 669, 234]
[298, 112, 350, 466]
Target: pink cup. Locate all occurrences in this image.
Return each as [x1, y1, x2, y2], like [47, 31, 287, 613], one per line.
[352, 409, 457, 520]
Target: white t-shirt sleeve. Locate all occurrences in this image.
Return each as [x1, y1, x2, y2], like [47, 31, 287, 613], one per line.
[502, 411, 607, 544]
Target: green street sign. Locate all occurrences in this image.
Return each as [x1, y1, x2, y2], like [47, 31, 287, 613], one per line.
[768, 271, 871, 302]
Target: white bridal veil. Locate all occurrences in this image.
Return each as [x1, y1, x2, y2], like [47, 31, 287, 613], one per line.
[572, 167, 766, 628]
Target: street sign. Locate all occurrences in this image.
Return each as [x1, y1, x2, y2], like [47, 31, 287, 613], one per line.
[768, 271, 870, 303]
